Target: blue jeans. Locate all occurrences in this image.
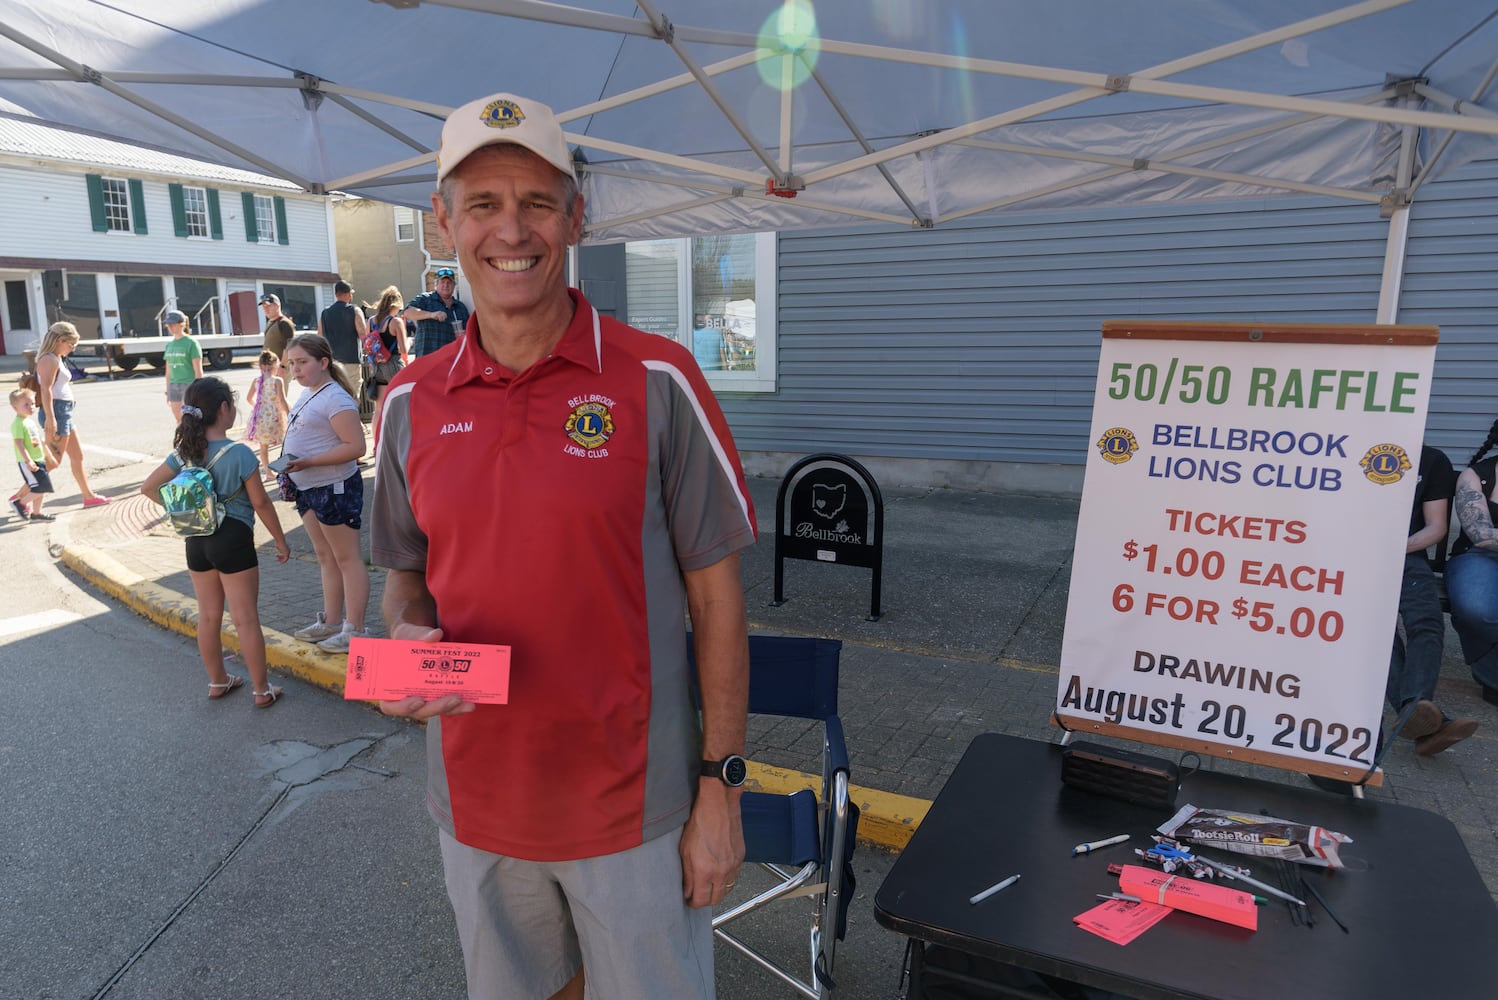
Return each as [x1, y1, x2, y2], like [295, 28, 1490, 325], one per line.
[1388, 553, 1445, 708]
[1445, 548, 1498, 689]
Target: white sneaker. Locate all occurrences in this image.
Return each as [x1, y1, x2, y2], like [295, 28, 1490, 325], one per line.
[293, 612, 341, 643]
[316, 629, 367, 654]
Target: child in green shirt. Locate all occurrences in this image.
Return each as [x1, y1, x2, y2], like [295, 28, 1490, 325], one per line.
[10, 388, 56, 522]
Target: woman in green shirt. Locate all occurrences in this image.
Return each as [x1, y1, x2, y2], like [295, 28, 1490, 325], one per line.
[163, 309, 204, 423]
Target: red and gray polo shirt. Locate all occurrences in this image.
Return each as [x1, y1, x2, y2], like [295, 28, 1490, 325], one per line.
[371, 290, 757, 862]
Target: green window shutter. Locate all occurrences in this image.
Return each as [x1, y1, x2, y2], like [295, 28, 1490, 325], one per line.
[169, 183, 188, 237]
[85, 174, 108, 232]
[207, 189, 223, 240]
[128, 178, 147, 234]
[242, 191, 258, 242]
[273, 196, 289, 245]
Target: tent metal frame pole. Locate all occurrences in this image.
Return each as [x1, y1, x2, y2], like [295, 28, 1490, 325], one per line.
[1384, 56, 1498, 318]
[330, 151, 438, 191]
[955, 137, 1385, 205]
[561, 52, 760, 124]
[563, 134, 764, 186]
[325, 94, 431, 153]
[804, 59, 928, 226]
[0, 21, 314, 189]
[1407, 56, 1498, 198]
[801, 0, 1422, 187]
[578, 164, 914, 231]
[1376, 96, 1422, 324]
[633, 0, 787, 184]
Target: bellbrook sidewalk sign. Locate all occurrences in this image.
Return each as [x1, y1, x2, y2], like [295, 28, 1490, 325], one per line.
[772, 453, 885, 621]
[1057, 322, 1438, 784]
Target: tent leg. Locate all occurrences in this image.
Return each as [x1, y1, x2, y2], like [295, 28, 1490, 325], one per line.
[1376, 105, 1421, 325]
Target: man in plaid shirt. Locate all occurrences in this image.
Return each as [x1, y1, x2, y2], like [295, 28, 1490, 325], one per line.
[403, 267, 471, 357]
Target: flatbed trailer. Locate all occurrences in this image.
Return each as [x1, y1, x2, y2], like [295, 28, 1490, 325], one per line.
[71, 333, 267, 373]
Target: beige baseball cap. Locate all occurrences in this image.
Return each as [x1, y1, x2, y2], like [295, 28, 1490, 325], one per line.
[437, 93, 576, 183]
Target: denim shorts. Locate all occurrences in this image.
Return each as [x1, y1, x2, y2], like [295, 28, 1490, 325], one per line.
[293, 470, 363, 529]
[38, 398, 75, 435]
[166, 382, 189, 403]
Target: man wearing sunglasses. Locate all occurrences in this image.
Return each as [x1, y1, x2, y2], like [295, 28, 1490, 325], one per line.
[403, 266, 470, 357]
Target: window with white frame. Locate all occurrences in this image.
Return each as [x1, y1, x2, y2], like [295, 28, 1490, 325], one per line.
[253, 194, 277, 243]
[394, 206, 416, 242]
[182, 186, 210, 238]
[101, 178, 132, 232]
[623, 232, 776, 392]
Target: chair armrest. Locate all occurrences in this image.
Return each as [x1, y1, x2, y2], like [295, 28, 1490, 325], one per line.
[824, 715, 850, 776]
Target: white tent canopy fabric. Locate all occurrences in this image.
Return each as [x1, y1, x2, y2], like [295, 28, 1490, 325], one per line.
[0, 0, 1495, 243]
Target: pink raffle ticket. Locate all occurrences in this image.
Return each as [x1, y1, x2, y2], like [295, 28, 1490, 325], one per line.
[344, 637, 511, 704]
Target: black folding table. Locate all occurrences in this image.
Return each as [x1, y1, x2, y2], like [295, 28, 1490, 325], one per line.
[875, 733, 1498, 999]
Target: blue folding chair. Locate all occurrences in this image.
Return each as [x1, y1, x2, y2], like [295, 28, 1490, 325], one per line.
[689, 634, 856, 999]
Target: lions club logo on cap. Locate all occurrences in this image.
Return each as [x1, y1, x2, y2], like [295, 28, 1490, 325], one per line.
[480, 99, 526, 130]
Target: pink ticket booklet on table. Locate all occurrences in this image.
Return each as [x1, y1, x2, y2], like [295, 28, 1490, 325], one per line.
[344, 637, 511, 704]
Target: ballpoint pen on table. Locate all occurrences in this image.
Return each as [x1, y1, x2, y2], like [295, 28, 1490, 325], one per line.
[970, 874, 1020, 905]
[1072, 833, 1130, 856]
[1194, 854, 1307, 906]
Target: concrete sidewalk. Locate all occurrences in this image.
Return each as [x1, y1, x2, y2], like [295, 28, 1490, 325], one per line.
[38, 445, 1498, 898]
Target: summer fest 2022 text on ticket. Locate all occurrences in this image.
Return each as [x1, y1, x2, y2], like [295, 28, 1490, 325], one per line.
[1056, 322, 1437, 782]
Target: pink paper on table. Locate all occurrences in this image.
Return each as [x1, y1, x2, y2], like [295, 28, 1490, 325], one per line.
[343, 636, 511, 704]
[1073, 898, 1173, 946]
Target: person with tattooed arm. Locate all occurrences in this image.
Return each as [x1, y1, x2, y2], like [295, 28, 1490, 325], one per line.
[1445, 418, 1498, 710]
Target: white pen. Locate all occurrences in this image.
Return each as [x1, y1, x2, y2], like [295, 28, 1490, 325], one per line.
[969, 873, 1021, 905]
[1072, 833, 1130, 856]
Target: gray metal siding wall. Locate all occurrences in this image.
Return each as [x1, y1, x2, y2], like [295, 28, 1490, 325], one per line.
[1398, 157, 1498, 465]
[715, 171, 1496, 468]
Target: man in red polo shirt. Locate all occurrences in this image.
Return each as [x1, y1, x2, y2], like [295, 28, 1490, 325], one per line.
[370, 92, 755, 1000]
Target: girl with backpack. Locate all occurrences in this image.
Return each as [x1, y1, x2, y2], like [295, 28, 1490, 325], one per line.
[142, 377, 291, 708]
[363, 285, 409, 436]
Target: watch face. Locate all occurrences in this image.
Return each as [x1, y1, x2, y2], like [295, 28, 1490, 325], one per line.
[723, 755, 748, 786]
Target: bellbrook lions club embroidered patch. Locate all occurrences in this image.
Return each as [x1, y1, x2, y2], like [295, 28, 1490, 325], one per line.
[563, 398, 615, 458]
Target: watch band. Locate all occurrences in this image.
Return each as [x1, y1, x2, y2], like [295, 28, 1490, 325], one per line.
[700, 754, 748, 787]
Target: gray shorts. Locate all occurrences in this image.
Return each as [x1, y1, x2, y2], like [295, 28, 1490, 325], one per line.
[166, 382, 189, 403]
[438, 826, 714, 999]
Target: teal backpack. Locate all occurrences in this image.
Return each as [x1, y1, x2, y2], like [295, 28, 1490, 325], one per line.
[161, 445, 243, 537]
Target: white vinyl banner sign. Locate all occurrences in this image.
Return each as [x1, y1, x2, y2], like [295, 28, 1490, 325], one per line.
[1057, 323, 1437, 781]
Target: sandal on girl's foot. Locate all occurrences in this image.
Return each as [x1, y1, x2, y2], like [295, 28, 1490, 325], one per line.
[254, 686, 283, 709]
[209, 675, 245, 699]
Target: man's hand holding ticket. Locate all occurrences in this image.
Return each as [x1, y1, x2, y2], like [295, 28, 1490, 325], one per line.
[344, 636, 511, 704]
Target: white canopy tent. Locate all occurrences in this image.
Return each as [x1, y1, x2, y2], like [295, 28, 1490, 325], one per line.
[2, 0, 1496, 313]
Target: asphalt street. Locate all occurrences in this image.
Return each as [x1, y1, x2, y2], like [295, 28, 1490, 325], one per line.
[4, 354, 1496, 1000]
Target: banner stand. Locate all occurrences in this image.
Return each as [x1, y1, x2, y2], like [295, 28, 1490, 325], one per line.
[1056, 321, 1439, 786]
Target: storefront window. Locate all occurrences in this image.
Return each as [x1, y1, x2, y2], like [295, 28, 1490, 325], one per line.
[173, 277, 218, 333]
[56, 273, 101, 340]
[261, 283, 317, 331]
[114, 274, 164, 338]
[623, 232, 776, 391]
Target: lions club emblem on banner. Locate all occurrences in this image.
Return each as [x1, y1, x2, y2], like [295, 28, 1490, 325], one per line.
[1096, 427, 1139, 465]
[1359, 443, 1411, 485]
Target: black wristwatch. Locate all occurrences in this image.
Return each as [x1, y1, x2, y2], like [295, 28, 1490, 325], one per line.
[701, 754, 748, 787]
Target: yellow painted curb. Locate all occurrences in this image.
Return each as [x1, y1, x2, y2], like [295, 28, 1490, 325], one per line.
[60, 543, 349, 693]
[748, 763, 929, 852]
[60, 542, 935, 852]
